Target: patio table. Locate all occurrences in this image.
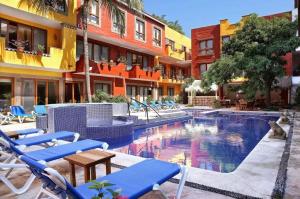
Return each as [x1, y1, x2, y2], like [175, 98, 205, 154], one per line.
[64, 149, 116, 186]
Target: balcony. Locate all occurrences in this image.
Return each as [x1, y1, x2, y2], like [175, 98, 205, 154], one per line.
[76, 56, 127, 78]
[159, 74, 185, 84]
[128, 65, 161, 81]
[165, 45, 191, 61]
[0, 37, 75, 72]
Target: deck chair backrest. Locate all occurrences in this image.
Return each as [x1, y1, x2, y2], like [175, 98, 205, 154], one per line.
[0, 137, 24, 156]
[0, 130, 18, 145]
[34, 105, 47, 115]
[10, 106, 26, 115]
[20, 155, 83, 199]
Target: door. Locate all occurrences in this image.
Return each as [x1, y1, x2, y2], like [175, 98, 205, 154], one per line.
[37, 81, 46, 105]
[22, 79, 35, 112]
[65, 82, 82, 103]
[0, 78, 13, 110]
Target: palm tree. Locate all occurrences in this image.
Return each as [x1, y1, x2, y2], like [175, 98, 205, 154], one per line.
[26, 0, 144, 103]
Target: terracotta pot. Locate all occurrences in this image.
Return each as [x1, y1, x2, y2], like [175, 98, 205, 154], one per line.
[37, 50, 43, 56]
[17, 46, 24, 53]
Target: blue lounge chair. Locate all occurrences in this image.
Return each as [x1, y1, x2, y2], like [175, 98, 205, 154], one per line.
[157, 101, 168, 109]
[130, 101, 145, 112]
[33, 105, 47, 116]
[10, 106, 34, 123]
[0, 130, 79, 150]
[7, 128, 43, 138]
[20, 156, 188, 199]
[165, 101, 176, 109]
[169, 100, 179, 108]
[0, 137, 108, 195]
[150, 100, 161, 110]
[0, 113, 12, 125]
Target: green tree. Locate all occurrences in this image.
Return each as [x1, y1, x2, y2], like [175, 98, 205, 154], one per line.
[152, 14, 185, 35]
[25, 0, 143, 103]
[202, 14, 300, 106]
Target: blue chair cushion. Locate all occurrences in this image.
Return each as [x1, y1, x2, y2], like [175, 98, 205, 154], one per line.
[15, 131, 75, 146]
[34, 105, 47, 115]
[16, 128, 41, 136]
[25, 139, 105, 162]
[75, 159, 181, 199]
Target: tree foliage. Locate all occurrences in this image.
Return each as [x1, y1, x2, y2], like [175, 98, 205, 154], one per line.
[202, 14, 300, 104]
[152, 14, 185, 35]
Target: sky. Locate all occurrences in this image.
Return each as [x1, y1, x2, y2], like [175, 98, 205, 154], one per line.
[143, 0, 294, 37]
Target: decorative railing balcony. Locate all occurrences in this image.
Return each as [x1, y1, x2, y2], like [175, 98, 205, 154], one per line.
[128, 65, 161, 81]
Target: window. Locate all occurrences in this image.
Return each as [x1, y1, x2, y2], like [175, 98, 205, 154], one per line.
[112, 10, 126, 34]
[143, 56, 148, 71]
[126, 52, 132, 70]
[45, 0, 66, 13]
[76, 39, 84, 60]
[158, 87, 163, 98]
[0, 19, 47, 53]
[200, 63, 212, 73]
[82, 41, 110, 62]
[0, 20, 8, 38]
[222, 36, 230, 44]
[132, 54, 143, 66]
[170, 66, 176, 78]
[182, 45, 186, 52]
[135, 19, 145, 41]
[167, 87, 174, 97]
[167, 39, 175, 51]
[199, 39, 213, 56]
[33, 29, 46, 52]
[88, 0, 100, 24]
[126, 85, 136, 98]
[95, 83, 111, 94]
[153, 27, 161, 47]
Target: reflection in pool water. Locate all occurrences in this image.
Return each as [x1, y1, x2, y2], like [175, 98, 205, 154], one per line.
[113, 113, 279, 173]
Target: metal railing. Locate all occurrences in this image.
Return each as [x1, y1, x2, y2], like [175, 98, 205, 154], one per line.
[128, 98, 161, 123]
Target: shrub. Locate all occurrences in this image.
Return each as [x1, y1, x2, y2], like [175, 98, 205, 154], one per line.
[111, 95, 128, 103]
[212, 99, 222, 109]
[93, 91, 110, 103]
[295, 87, 300, 106]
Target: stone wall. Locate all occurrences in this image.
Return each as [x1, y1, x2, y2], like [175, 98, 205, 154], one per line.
[192, 96, 215, 106]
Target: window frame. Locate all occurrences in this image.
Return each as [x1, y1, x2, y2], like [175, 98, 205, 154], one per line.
[88, 0, 101, 26]
[111, 8, 127, 35]
[152, 25, 162, 48]
[135, 17, 146, 42]
[199, 39, 214, 56]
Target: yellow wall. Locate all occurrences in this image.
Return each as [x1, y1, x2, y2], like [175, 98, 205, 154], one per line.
[165, 27, 191, 61]
[0, 0, 77, 25]
[0, 1, 77, 76]
[219, 16, 248, 48]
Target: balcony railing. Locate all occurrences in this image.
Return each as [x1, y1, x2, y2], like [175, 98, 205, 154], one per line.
[128, 65, 161, 81]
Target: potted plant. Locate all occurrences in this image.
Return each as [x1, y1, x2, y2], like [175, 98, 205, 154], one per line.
[109, 59, 116, 67]
[36, 44, 45, 56]
[88, 180, 125, 199]
[117, 56, 127, 64]
[11, 40, 27, 53]
[153, 64, 162, 72]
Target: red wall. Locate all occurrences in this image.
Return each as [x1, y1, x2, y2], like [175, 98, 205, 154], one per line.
[191, 25, 221, 79]
[77, 0, 165, 56]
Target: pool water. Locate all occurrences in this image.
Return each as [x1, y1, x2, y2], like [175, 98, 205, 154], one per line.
[114, 112, 279, 173]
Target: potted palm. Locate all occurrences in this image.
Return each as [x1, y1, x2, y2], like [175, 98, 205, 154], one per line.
[36, 44, 45, 56]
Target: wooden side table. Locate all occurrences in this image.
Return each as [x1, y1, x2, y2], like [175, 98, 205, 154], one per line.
[5, 131, 20, 139]
[64, 149, 116, 186]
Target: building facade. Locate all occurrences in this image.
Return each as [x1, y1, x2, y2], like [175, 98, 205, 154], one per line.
[0, 0, 77, 111]
[191, 12, 292, 104]
[0, 0, 191, 110]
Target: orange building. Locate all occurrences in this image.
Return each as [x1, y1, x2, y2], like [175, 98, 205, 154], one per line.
[65, 0, 167, 103]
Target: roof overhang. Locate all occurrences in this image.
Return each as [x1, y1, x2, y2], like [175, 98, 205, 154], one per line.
[0, 62, 74, 73]
[77, 30, 164, 56]
[74, 72, 124, 79]
[159, 56, 191, 67]
[0, 4, 61, 29]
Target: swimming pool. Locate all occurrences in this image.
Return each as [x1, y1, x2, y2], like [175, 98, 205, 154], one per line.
[113, 112, 279, 173]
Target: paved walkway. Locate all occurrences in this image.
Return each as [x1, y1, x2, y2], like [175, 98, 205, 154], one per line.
[284, 114, 300, 199]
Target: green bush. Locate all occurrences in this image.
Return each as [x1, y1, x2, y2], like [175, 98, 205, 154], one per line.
[295, 87, 300, 106]
[111, 95, 128, 103]
[212, 99, 222, 109]
[93, 91, 110, 103]
[162, 96, 173, 102]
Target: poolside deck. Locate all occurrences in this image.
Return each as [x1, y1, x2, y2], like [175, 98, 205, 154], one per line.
[0, 109, 299, 199]
[0, 121, 231, 199]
